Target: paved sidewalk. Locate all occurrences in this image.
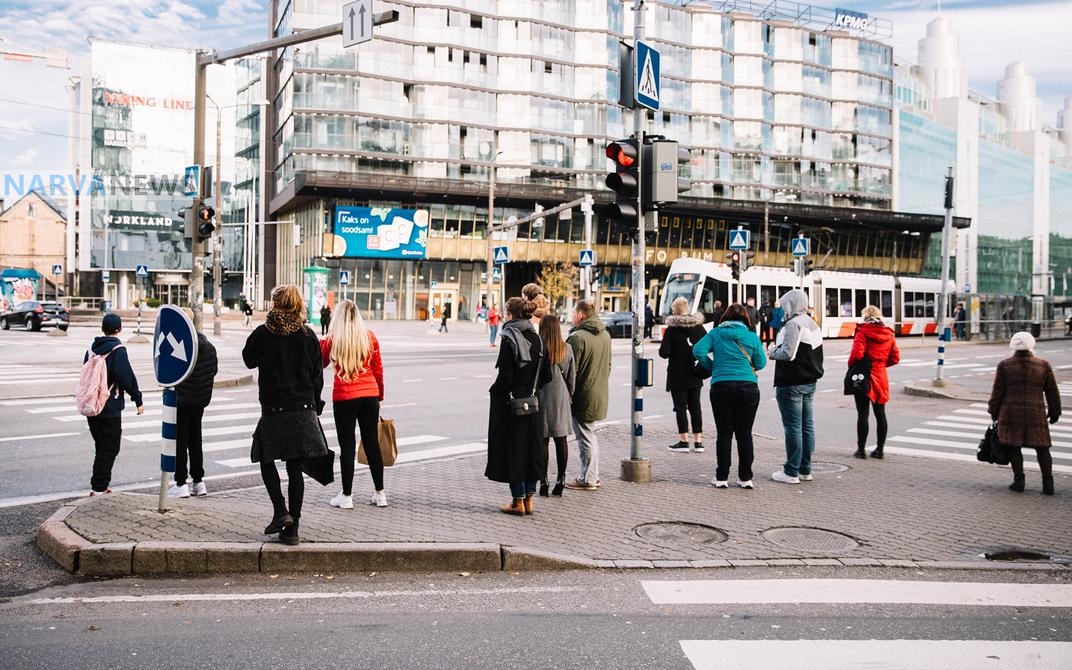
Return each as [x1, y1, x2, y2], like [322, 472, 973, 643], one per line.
[38, 423, 1071, 576]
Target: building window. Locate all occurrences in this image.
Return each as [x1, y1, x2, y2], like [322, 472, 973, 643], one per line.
[27, 203, 37, 218]
[470, 14, 482, 29]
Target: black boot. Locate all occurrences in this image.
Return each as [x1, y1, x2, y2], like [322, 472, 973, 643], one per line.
[551, 476, 565, 497]
[854, 447, 867, 459]
[538, 481, 550, 497]
[1042, 476, 1054, 496]
[1009, 474, 1026, 492]
[870, 446, 884, 459]
[280, 520, 300, 545]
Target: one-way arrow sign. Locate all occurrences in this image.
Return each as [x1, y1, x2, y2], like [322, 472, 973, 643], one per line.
[343, 0, 373, 47]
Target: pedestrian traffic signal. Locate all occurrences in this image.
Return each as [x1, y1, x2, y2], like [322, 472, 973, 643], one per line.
[729, 251, 741, 281]
[196, 205, 216, 241]
[789, 259, 801, 275]
[220, 265, 229, 283]
[605, 138, 640, 239]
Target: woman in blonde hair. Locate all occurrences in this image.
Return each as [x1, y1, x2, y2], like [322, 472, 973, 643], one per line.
[847, 305, 900, 459]
[321, 299, 386, 509]
[243, 284, 330, 546]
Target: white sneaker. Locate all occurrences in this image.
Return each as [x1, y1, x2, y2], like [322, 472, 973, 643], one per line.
[192, 481, 208, 497]
[329, 492, 354, 509]
[167, 483, 190, 498]
[771, 471, 800, 484]
[710, 478, 729, 488]
[369, 490, 388, 507]
[798, 474, 813, 481]
[737, 480, 754, 489]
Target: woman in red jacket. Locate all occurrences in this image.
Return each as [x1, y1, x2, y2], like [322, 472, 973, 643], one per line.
[848, 305, 900, 459]
[321, 300, 386, 509]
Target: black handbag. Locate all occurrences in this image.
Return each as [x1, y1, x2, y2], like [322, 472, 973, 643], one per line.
[508, 349, 542, 417]
[976, 422, 1009, 465]
[844, 356, 872, 395]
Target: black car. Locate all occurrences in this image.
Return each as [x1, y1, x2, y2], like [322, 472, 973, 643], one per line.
[0, 300, 70, 331]
[599, 311, 633, 339]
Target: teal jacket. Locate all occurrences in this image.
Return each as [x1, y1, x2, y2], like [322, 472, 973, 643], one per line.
[692, 321, 767, 383]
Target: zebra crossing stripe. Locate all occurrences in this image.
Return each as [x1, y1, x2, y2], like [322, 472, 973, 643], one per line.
[891, 434, 1072, 456]
[679, 640, 1072, 670]
[880, 446, 1072, 473]
[214, 439, 475, 469]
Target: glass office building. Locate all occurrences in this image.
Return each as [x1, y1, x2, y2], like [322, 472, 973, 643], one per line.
[259, 0, 948, 319]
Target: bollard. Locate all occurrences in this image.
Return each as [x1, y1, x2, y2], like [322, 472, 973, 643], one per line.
[933, 325, 951, 387]
[157, 387, 177, 512]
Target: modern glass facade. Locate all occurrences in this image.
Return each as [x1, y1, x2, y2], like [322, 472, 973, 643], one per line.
[975, 141, 1035, 295]
[1051, 166, 1072, 297]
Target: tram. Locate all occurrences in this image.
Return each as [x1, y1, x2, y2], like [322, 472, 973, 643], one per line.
[655, 257, 948, 340]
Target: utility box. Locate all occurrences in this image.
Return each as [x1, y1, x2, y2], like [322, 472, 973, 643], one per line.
[635, 357, 654, 387]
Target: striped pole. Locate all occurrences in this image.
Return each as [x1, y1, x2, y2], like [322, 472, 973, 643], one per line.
[157, 387, 177, 512]
[934, 324, 950, 386]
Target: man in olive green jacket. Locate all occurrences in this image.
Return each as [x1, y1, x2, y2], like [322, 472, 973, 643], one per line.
[565, 300, 612, 490]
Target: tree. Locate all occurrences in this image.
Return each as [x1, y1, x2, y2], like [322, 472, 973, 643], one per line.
[536, 261, 577, 318]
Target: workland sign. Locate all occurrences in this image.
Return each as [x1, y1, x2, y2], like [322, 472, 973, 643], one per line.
[332, 206, 429, 259]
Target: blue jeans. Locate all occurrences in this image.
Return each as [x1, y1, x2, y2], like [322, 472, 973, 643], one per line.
[775, 383, 816, 477]
[510, 481, 537, 498]
[489, 324, 500, 345]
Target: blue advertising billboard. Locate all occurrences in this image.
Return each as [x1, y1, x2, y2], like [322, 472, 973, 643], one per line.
[332, 206, 429, 259]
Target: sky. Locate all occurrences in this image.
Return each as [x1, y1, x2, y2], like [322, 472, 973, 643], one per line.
[0, 0, 1068, 175]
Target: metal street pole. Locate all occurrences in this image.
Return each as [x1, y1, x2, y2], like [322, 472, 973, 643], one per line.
[583, 193, 594, 301]
[485, 149, 502, 314]
[934, 167, 954, 387]
[190, 57, 207, 333]
[763, 195, 770, 265]
[212, 99, 224, 337]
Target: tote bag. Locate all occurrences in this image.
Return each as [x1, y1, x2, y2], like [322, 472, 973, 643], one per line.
[358, 416, 398, 467]
[843, 357, 872, 395]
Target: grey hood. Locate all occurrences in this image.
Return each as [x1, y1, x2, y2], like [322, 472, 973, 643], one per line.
[779, 289, 809, 320]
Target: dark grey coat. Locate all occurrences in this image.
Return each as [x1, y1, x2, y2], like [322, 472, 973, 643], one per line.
[539, 345, 575, 439]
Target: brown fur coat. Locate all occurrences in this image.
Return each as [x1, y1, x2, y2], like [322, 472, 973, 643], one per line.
[987, 352, 1062, 448]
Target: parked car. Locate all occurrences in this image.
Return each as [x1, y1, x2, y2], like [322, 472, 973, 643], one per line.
[0, 300, 69, 331]
[599, 310, 633, 339]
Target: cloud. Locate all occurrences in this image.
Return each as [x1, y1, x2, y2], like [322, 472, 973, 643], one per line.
[12, 147, 40, 168]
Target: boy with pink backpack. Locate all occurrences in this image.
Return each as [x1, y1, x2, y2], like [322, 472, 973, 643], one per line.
[80, 313, 144, 495]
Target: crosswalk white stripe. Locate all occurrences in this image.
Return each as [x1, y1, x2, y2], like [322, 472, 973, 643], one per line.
[122, 411, 263, 430]
[893, 434, 1072, 458]
[0, 397, 77, 406]
[642, 579, 1072, 606]
[935, 414, 991, 425]
[954, 408, 993, 416]
[51, 398, 251, 421]
[880, 446, 1072, 473]
[0, 432, 81, 443]
[202, 433, 446, 455]
[680, 640, 1072, 670]
[922, 420, 990, 431]
[911, 425, 1072, 444]
[214, 440, 479, 469]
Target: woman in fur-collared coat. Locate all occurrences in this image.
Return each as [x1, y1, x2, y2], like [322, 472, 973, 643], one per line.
[987, 331, 1061, 495]
[659, 297, 708, 453]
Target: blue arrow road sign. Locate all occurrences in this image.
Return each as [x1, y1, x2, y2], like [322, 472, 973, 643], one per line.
[635, 40, 660, 111]
[493, 246, 509, 264]
[728, 229, 750, 251]
[153, 305, 198, 388]
[136, 264, 149, 278]
[791, 237, 811, 257]
[340, 270, 350, 285]
[579, 249, 595, 267]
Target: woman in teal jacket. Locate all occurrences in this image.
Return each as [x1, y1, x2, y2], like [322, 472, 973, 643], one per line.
[693, 303, 767, 489]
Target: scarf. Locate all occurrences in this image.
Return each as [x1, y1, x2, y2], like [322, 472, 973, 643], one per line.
[500, 318, 537, 363]
[265, 308, 305, 336]
[864, 316, 884, 325]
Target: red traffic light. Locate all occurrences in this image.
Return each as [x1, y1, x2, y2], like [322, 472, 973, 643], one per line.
[730, 251, 740, 263]
[606, 140, 638, 167]
[198, 205, 215, 222]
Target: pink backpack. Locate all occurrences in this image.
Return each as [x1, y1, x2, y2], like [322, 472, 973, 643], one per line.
[75, 345, 124, 417]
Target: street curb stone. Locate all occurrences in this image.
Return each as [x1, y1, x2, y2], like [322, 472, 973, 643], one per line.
[78, 542, 134, 577]
[500, 547, 602, 571]
[36, 521, 90, 573]
[259, 542, 501, 573]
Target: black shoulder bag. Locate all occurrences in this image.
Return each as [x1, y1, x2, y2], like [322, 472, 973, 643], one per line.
[844, 356, 872, 395]
[509, 346, 542, 416]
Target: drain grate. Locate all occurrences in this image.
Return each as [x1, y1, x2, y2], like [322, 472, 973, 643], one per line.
[810, 462, 850, 474]
[762, 526, 859, 553]
[985, 549, 1051, 561]
[634, 522, 727, 546]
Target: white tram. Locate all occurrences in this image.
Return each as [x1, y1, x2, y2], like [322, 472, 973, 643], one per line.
[655, 257, 948, 340]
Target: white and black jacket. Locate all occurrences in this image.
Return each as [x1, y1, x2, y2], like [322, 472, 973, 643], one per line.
[768, 289, 824, 387]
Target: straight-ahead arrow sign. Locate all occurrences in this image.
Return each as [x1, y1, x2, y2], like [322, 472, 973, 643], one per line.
[342, 0, 373, 47]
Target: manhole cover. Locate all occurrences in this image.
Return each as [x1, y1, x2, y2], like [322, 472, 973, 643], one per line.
[762, 526, 859, 552]
[634, 522, 727, 546]
[810, 462, 850, 474]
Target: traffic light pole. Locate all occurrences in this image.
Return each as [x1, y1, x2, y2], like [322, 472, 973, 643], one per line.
[212, 106, 223, 337]
[622, 0, 651, 484]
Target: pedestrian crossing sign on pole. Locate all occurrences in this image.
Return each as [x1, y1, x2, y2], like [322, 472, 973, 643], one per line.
[634, 40, 660, 111]
[791, 237, 811, 257]
[579, 249, 595, 267]
[493, 246, 509, 264]
[728, 229, 750, 251]
[339, 270, 350, 285]
[136, 264, 149, 278]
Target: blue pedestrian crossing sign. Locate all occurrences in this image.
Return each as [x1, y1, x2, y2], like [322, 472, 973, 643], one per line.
[136, 264, 149, 278]
[579, 249, 595, 267]
[635, 40, 660, 111]
[51, 263, 62, 275]
[728, 229, 750, 251]
[153, 305, 198, 388]
[339, 270, 350, 285]
[493, 246, 509, 264]
[492, 267, 502, 281]
[791, 237, 811, 257]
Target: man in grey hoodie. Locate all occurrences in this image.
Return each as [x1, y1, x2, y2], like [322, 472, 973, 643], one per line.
[767, 289, 824, 484]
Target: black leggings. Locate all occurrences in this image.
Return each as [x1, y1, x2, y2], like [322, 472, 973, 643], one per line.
[261, 459, 304, 520]
[670, 387, 703, 434]
[334, 396, 383, 495]
[1008, 446, 1054, 478]
[542, 436, 568, 483]
[854, 393, 887, 449]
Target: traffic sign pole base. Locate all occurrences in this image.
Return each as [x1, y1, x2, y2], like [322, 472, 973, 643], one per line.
[127, 334, 150, 344]
[157, 471, 170, 513]
[620, 458, 652, 483]
[47, 329, 68, 338]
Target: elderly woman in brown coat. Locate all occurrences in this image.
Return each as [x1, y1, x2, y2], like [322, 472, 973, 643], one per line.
[987, 331, 1061, 495]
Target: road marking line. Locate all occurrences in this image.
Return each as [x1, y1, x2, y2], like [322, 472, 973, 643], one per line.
[680, 640, 1072, 670]
[214, 439, 475, 469]
[53, 401, 262, 422]
[894, 434, 1072, 456]
[0, 431, 81, 443]
[879, 446, 1072, 473]
[642, 579, 1072, 606]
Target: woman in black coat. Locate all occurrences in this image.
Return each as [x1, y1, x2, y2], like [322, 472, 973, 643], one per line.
[243, 284, 330, 545]
[659, 297, 707, 453]
[486, 296, 552, 516]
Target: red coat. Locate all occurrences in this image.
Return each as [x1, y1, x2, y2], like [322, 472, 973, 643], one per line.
[847, 322, 900, 405]
[320, 333, 384, 402]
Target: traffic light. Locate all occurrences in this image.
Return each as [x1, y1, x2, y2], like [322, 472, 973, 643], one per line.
[789, 259, 801, 275]
[729, 251, 741, 281]
[643, 139, 691, 208]
[220, 265, 229, 284]
[803, 258, 814, 275]
[605, 138, 640, 239]
[741, 251, 754, 273]
[196, 205, 215, 241]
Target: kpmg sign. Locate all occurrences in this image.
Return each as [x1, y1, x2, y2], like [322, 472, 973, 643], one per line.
[333, 206, 429, 259]
[834, 8, 872, 31]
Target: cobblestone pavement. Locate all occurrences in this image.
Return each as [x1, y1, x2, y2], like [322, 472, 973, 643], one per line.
[45, 422, 1072, 574]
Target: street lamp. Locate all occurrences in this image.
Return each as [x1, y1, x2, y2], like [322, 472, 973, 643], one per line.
[485, 149, 504, 315]
[763, 189, 797, 263]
